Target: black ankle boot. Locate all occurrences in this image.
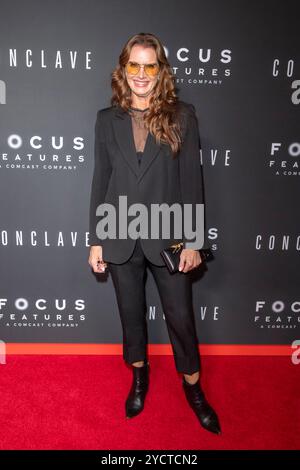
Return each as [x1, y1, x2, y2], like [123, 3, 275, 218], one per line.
[182, 376, 221, 435]
[125, 360, 150, 418]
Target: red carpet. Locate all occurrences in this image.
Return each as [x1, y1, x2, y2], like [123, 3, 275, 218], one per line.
[0, 355, 299, 450]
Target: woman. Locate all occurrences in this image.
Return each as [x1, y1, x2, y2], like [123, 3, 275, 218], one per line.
[88, 32, 221, 435]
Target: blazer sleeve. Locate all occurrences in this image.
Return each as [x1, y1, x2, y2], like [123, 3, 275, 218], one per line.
[88, 110, 113, 246]
[179, 103, 209, 250]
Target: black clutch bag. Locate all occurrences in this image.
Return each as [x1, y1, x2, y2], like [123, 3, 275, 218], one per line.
[160, 242, 213, 274]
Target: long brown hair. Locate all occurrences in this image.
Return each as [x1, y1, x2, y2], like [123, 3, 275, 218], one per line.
[111, 32, 183, 157]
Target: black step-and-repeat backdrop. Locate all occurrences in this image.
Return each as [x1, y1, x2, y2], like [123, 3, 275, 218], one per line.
[0, 0, 299, 348]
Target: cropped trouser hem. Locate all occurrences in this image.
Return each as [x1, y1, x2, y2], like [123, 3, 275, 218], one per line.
[123, 345, 148, 365]
[123, 347, 200, 375]
[173, 354, 201, 375]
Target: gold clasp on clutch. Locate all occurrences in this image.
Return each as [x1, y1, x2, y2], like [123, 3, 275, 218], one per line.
[171, 242, 183, 253]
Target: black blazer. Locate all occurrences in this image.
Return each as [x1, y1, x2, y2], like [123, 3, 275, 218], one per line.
[89, 100, 208, 266]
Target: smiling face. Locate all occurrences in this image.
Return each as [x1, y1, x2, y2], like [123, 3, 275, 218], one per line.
[125, 44, 160, 105]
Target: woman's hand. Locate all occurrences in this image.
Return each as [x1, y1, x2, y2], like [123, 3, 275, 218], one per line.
[179, 249, 202, 273]
[88, 245, 107, 273]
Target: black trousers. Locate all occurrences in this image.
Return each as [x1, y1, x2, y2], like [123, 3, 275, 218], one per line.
[108, 237, 201, 375]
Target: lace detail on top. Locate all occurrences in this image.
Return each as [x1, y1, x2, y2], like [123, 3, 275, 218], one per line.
[129, 107, 149, 164]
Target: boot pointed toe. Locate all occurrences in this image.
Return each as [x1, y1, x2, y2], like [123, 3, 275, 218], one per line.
[182, 377, 221, 435]
[201, 414, 221, 435]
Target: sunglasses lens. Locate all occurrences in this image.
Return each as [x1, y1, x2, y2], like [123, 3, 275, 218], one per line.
[126, 62, 139, 75]
[145, 64, 160, 77]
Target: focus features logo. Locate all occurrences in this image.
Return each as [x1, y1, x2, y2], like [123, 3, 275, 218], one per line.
[1, 134, 85, 171]
[268, 142, 300, 176]
[168, 47, 232, 85]
[0, 298, 86, 329]
[254, 301, 300, 329]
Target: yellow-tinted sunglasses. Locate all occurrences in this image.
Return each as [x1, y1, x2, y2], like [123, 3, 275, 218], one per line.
[125, 61, 160, 78]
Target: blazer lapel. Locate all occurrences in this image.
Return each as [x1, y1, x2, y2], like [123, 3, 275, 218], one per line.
[112, 105, 161, 183]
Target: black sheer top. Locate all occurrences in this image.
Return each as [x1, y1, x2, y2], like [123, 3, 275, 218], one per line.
[128, 106, 149, 165]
